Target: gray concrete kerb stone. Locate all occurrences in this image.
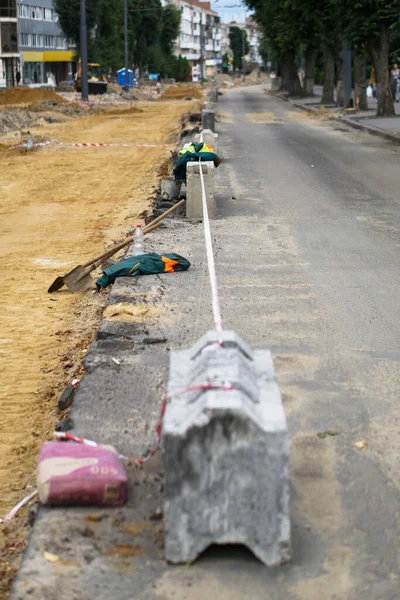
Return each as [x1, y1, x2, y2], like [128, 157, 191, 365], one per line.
[186, 161, 215, 220]
[162, 330, 291, 567]
[340, 116, 400, 145]
[201, 128, 218, 153]
[202, 109, 216, 132]
[290, 99, 400, 145]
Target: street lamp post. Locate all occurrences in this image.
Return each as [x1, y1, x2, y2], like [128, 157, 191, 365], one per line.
[200, 12, 204, 86]
[80, 0, 88, 101]
[242, 28, 245, 83]
[124, 0, 129, 92]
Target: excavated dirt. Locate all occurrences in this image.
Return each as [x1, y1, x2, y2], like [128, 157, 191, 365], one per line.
[0, 102, 93, 135]
[0, 88, 63, 106]
[161, 84, 203, 100]
[0, 97, 198, 597]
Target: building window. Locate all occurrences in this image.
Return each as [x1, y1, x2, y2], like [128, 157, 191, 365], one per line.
[31, 34, 43, 47]
[18, 4, 30, 18]
[56, 36, 67, 49]
[0, 0, 16, 18]
[31, 7, 43, 20]
[44, 7, 53, 21]
[20, 33, 31, 46]
[44, 35, 55, 48]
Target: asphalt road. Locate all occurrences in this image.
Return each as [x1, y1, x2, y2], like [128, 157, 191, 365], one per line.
[12, 86, 400, 600]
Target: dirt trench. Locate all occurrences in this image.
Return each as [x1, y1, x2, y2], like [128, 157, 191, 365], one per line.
[0, 96, 198, 596]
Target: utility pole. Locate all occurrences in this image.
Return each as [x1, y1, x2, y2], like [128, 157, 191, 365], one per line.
[200, 12, 204, 86]
[242, 28, 246, 83]
[343, 39, 352, 108]
[124, 0, 129, 92]
[80, 0, 89, 101]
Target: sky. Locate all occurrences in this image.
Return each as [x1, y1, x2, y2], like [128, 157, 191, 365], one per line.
[210, 1, 249, 24]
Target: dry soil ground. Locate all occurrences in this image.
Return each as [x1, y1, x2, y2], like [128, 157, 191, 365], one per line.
[0, 91, 198, 596]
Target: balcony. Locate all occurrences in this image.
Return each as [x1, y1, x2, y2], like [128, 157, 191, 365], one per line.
[1, 21, 18, 53]
[0, 0, 16, 19]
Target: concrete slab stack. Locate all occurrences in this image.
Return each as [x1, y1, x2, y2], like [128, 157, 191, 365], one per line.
[162, 330, 291, 567]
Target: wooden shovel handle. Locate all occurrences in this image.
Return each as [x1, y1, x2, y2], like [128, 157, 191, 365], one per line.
[143, 199, 185, 234]
[81, 199, 186, 269]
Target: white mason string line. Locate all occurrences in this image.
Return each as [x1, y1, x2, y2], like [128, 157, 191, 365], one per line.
[198, 159, 223, 344]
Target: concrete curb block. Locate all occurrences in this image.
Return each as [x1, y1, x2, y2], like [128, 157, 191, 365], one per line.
[339, 116, 400, 145]
[290, 101, 318, 114]
[290, 99, 400, 146]
[162, 330, 291, 567]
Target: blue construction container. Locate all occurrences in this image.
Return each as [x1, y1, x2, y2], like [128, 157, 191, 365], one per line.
[117, 68, 134, 88]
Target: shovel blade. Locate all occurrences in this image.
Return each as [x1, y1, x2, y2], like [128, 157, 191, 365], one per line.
[64, 265, 96, 293]
[48, 276, 65, 293]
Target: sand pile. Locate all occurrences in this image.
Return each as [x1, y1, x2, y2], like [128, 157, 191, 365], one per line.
[0, 88, 63, 106]
[162, 85, 203, 100]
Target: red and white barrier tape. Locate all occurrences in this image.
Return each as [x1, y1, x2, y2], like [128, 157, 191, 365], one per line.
[9, 139, 171, 151]
[198, 159, 224, 343]
[0, 383, 233, 523]
[0, 490, 38, 524]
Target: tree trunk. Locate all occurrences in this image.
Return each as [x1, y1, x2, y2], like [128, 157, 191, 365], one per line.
[304, 47, 316, 96]
[321, 46, 335, 104]
[336, 40, 344, 106]
[354, 53, 368, 111]
[369, 23, 395, 117]
[281, 50, 302, 96]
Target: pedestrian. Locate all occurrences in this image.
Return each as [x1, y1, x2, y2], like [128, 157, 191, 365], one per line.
[156, 81, 161, 94]
[390, 63, 400, 102]
[369, 67, 377, 102]
[16, 70, 21, 85]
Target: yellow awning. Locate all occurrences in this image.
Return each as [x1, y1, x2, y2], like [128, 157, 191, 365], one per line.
[22, 51, 44, 62]
[44, 51, 75, 62]
[22, 50, 75, 63]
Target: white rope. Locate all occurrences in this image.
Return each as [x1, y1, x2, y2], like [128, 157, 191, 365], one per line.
[193, 244, 207, 343]
[198, 160, 223, 343]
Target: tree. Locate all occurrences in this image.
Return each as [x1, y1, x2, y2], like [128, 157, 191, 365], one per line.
[54, 0, 98, 58]
[176, 55, 191, 81]
[354, 51, 368, 110]
[229, 26, 249, 71]
[160, 4, 181, 56]
[244, 0, 303, 96]
[335, 0, 399, 116]
[222, 52, 230, 73]
[54, 0, 182, 78]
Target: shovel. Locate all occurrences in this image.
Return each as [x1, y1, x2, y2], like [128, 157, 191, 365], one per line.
[48, 199, 185, 293]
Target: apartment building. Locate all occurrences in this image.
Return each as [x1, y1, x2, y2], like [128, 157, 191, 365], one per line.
[169, 0, 222, 81]
[245, 17, 262, 65]
[219, 22, 233, 64]
[0, 0, 19, 87]
[226, 17, 263, 66]
[18, 0, 74, 85]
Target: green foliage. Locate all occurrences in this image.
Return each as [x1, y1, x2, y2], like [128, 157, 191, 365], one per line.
[176, 55, 191, 81]
[160, 4, 181, 55]
[229, 26, 249, 70]
[54, 0, 181, 76]
[334, 0, 400, 50]
[258, 36, 271, 64]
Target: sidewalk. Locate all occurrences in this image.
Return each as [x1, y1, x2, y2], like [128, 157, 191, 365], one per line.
[290, 84, 400, 142]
